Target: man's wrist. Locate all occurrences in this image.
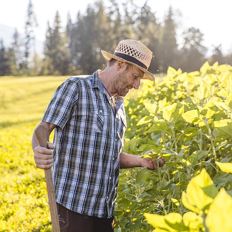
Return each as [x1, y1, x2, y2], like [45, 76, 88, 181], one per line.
[137, 156, 144, 167]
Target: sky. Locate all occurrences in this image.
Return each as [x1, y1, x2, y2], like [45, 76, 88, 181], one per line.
[0, 0, 232, 54]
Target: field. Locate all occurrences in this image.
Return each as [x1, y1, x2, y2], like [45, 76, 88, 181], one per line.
[0, 76, 66, 231]
[0, 63, 232, 232]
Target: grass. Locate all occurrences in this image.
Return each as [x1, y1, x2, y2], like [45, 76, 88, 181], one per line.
[0, 76, 66, 231]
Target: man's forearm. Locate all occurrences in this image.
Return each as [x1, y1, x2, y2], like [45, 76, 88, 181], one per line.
[32, 122, 54, 149]
[119, 152, 143, 168]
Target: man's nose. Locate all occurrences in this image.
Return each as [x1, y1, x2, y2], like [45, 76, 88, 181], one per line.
[133, 79, 140, 89]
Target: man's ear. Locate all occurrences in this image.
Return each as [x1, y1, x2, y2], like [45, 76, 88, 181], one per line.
[116, 61, 127, 71]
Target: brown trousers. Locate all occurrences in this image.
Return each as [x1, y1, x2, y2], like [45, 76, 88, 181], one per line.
[57, 203, 114, 232]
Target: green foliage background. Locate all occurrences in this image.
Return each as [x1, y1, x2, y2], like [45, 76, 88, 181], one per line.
[0, 63, 232, 231]
[115, 63, 232, 231]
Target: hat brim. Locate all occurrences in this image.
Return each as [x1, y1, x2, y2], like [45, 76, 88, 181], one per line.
[101, 50, 155, 81]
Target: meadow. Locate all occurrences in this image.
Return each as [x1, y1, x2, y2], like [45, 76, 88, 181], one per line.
[0, 76, 66, 231]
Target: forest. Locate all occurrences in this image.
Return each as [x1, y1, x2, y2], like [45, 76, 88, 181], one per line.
[0, 0, 232, 76]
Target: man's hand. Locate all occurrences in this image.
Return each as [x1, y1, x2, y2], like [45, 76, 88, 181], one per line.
[140, 157, 165, 170]
[33, 142, 54, 169]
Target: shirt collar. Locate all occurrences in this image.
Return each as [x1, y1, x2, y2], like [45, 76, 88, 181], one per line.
[91, 70, 124, 110]
[92, 70, 103, 90]
[92, 70, 112, 98]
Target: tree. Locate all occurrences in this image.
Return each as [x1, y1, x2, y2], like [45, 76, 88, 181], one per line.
[0, 40, 11, 76]
[65, 13, 79, 74]
[11, 29, 23, 75]
[69, 1, 113, 74]
[6, 48, 17, 75]
[135, 2, 161, 73]
[30, 52, 43, 75]
[160, 7, 179, 72]
[42, 22, 54, 75]
[23, 0, 38, 73]
[94, 0, 114, 64]
[43, 11, 71, 75]
[65, 12, 81, 72]
[209, 45, 225, 65]
[76, 6, 100, 73]
[180, 27, 207, 71]
[107, 0, 123, 44]
[120, 0, 137, 39]
[224, 52, 232, 66]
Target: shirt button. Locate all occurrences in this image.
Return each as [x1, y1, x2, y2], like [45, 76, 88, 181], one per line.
[99, 110, 103, 114]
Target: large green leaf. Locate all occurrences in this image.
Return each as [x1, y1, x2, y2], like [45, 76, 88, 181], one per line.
[214, 119, 232, 138]
[143, 99, 157, 115]
[200, 62, 211, 75]
[182, 110, 199, 123]
[144, 213, 189, 232]
[135, 169, 151, 185]
[205, 108, 216, 119]
[197, 81, 210, 100]
[181, 169, 218, 213]
[144, 213, 171, 230]
[167, 66, 182, 77]
[182, 212, 203, 231]
[146, 120, 168, 133]
[188, 151, 208, 165]
[206, 188, 232, 232]
[162, 103, 177, 121]
[137, 116, 151, 126]
[165, 213, 189, 231]
[214, 119, 231, 128]
[216, 162, 232, 174]
[213, 173, 232, 189]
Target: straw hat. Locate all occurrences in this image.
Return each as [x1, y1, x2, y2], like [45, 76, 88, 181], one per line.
[101, 39, 155, 80]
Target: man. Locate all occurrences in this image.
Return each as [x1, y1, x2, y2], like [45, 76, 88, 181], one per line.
[32, 39, 165, 232]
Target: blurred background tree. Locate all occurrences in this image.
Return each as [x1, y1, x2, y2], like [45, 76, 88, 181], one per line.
[0, 0, 232, 76]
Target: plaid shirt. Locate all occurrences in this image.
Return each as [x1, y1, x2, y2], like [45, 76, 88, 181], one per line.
[42, 71, 127, 218]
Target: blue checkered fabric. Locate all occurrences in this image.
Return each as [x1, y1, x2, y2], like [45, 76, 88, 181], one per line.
[42, 71, 127, 218]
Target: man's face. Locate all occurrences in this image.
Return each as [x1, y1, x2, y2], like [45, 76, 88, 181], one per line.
[114, 63, 144, 97]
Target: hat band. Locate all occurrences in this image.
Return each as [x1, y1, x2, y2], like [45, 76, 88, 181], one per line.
[114, 52, 147, 69]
